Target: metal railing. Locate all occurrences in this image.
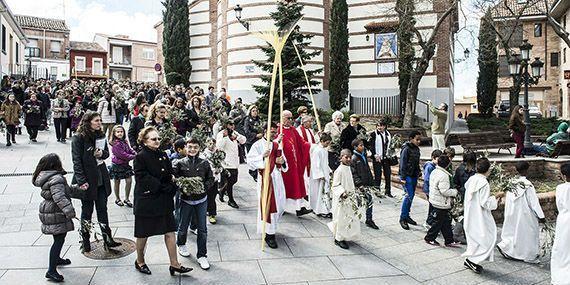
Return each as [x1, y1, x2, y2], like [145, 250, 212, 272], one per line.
[24, 47, 40, 58]
[8, 63, 49, 80]
[349, 94, 401, 115]
[72, 67, 107, 77]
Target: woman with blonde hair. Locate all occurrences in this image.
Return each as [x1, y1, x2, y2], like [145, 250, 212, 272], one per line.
[145, 103, 174, 150]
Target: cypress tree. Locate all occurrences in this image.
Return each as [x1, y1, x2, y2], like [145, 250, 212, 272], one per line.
[162, 0, 192, 86]
[329, 0, 350, 110]
[477, 11, 499, 116]
[253, 0, 322, 120]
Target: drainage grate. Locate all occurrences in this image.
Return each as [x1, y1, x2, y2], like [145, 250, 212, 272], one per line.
[0, 172, 74, 177]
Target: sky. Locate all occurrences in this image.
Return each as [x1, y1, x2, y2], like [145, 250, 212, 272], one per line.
[6, 0, 481, 100]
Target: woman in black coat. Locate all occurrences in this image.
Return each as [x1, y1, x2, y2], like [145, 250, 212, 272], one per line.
[71, 111, 121, 253]
[133, 126, 192, 276]
[128, 103, 149, 152]
[339, 115, 365, 150]
[23, 92, 43, 142]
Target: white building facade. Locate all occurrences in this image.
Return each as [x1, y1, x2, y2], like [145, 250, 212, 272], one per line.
[0, 0, 27, 78]
[156, 0, 456, 119]
[552, 0, 570, 118]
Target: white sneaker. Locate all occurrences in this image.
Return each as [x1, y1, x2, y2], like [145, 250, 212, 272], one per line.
[190, 229, 198, 235]
[422, 223, 431, 231]
[178, 245, 190, 257]
[197, 257, 210, 270]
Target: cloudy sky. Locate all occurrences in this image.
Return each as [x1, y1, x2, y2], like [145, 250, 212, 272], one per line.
[6, 0, 480, 100]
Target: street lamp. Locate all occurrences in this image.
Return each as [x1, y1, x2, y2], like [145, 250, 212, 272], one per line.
[234, 4, 250, 31]
[508, 39, 544, 150]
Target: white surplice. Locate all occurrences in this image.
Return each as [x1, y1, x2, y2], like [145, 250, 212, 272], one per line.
[551, 182, 570, 285]
[297, 126, 320, 197]
[309, 144, 331, 215]
[497, 176, 545, 262]
[327, 164, 360, 241]
[462, 173, 498, 264]
[246, 138, 287, 235]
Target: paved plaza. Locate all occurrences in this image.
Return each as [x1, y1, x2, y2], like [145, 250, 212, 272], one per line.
[0, 129, 553, 284]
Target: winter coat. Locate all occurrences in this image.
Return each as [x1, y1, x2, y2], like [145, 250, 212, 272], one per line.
[22, 99, 43, 127]
[428, 166, 458, 209]
[71, 133, 112, 200]
[51, 99, 70, 119]
[97, 97, 117, 124]
[340, 124, 365, 150]
[0, 100, 21, 125]
[172, 107, 192, 136]
[243, 115, 261, 145]
[351, 151, 374, 187]
[69, 106, 84, 130]
[369, 130, 392, 159]
[509, 116, 525, 133]
[128, 115, 145, 151]
[133, 146, 177, 217]
[111, 140, 136, 165]
[34, 171, 76, 235]
[172, 155, 214, 201]
[453, 163, 476, 201]
[428, 102, 447, 135]
[422, 161, 436, 194]
[187, 108, 202, 134]
[399, 141, 421, 179]
[38, 92, 51, 113]
[82, 96, 98, 111]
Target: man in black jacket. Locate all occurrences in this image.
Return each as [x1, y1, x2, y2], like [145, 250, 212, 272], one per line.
[128, 103, 149, 151]
[340, 115, 365, 150]
[369, 120, 393, 197]
[399, 131, 422, 230]
[351, 139, 379, 230]
[172, 138, 214, 270]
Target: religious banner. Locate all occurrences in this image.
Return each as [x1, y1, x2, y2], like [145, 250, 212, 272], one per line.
[375, 32, 398, 60]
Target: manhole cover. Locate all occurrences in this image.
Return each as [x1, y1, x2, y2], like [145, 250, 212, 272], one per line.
[82, 238, 136, 260]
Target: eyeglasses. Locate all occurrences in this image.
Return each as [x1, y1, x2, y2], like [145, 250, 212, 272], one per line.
[148, 137, 161, 142]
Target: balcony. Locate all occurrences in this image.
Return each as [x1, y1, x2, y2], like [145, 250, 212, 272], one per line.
[71, 67, 107, 78]
[25, 47, 40, 58]
[109, 57, 132, 67]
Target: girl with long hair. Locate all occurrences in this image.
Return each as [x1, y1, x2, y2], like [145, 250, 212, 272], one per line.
[109, 125, 136, 207]
[509, 105, 526, 158]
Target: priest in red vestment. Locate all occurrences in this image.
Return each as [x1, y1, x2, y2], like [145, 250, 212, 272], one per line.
[279, 110, 313, 216]
[296, 115, 320, 192]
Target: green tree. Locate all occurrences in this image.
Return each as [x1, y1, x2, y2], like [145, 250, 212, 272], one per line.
[162, 0, 192, 86]
[396, 0, 415, 115]
[329, 0, 350, 110]
[253, 0, 322, 120]
[476, 11, 499, 116]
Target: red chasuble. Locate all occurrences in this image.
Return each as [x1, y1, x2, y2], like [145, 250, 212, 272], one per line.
[259, 141, 280, 223]
[278, 126, 310, 200]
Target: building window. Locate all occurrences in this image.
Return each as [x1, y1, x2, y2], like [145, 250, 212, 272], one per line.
[245, 65, 254, 73]
[534, 23, 542, 37]
[142, 71, 155, 82]
[15, 43, 19, 63]
[517, 0, 527, 3]
[75, 56, 86, 71]
[1, 25, 5, 52]
[565, 48, 567, 64]
[377, 62, 396, 74]
[551, 52, 559, 67]
[142, 48, 155, 60]
[50, 41, 61, 53]
[92, 58, 103, 75]
[50, 66, 58, 76]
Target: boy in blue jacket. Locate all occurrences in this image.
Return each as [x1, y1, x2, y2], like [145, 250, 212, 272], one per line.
[423, 149, 443, 229]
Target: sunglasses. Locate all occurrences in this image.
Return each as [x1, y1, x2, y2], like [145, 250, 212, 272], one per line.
[149, 137, 161, 142]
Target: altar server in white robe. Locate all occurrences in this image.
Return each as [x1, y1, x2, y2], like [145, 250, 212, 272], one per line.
[462, 157, 498, 274]
[551, 163, 570, 285]
[328, 149, 360, 250]
[247, 124, 287, 249]
[497, 161, 545, 263]
[309, 133, 332, 217]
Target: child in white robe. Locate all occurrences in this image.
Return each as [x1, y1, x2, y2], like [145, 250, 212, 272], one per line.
[462, 157, 498, 274]
[328, 149, 360, 249]
[551, 163, 570, 285]
[309, 133, 332, 217]
[497, 161, 545, 263]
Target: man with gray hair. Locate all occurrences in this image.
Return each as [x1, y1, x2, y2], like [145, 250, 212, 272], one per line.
[428, 100, 448, 150]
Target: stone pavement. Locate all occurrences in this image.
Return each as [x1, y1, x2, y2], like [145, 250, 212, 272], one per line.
[0, 129, 552, 284]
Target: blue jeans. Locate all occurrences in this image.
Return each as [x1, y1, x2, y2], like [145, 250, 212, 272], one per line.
[400, 176, 418, 220]
[177, 199, 208, 258]
[364, 192, 373, 221]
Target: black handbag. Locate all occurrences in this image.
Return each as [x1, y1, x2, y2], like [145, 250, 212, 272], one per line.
[387, 156, 399, 166]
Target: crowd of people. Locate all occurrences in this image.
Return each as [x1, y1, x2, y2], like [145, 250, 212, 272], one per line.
[0, 76, 567, 284]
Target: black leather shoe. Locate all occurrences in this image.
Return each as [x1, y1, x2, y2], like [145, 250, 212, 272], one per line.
[296, 207, 313, 217]
[57, 258, 71, 266]
[464, 259, 482, 274]
[45, 271, 64, 282]
[218, 191, 226, 202]
[406, 217, 418, 226]
[228, 200, 239, 209]
[169, 265, 193, 276]
[399, 220, 410, 230]
[135, 261, 152, 275]
[265, 234, 278, 249]
[365, 220, 379, 230]
[334, 239, 349, 249]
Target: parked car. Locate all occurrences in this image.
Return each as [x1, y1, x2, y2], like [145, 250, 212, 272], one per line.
[528, 106, 543, 119]
[497, 100, 510, 118]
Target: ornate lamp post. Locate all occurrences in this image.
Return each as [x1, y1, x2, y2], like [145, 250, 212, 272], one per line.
[508, 39, 544, 149]
[234, 4, 250, 31]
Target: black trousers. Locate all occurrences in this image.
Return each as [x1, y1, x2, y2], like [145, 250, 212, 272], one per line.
[5, 125, 16, 143]
[80, 185, 109, 225]
[26, 125, 39, 139]
[53, 118, 67, 140]
[207, 181, 218, 216]
[222, 169, 238, 202]
[424, 208, 454, 244]
[48, 233, 66, 273]
[372, 159, 392, 194]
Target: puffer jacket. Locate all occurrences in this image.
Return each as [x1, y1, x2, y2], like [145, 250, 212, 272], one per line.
[97, 97, 117, 124]
[51, 98, 70, 119]
[172, 154, 214, 201]
[33, 171, 76, 235]
[428, 166, 458, 209]
[0, 100, 21, 125]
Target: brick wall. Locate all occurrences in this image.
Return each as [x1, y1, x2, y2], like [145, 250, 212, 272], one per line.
[23, 28, 69, 60]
